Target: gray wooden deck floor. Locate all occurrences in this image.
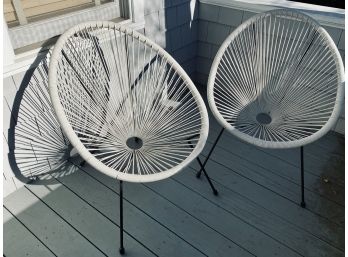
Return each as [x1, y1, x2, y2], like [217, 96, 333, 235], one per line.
[4, 112, 344, 257]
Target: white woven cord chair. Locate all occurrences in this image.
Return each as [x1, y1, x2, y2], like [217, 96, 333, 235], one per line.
[48, 21, 209, 254]
[197, 9, 344, 207]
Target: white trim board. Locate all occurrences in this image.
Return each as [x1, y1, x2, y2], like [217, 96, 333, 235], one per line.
[3, 19, 145, 78]
[199, 0, 345, 29]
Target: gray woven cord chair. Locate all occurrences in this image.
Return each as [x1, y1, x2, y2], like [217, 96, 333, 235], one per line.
[48, 22, 209, 254]
[197, 9, 344, 207]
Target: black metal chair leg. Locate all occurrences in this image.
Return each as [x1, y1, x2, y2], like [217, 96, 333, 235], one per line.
[119, 180, 125, 254]
[300, 147, 306, 208]
[193, 128, 225, 195]
[195, 157, 207, 178]
[196, 128, 225, 178]
[193, 156, 218, 195]
[201, 165, 219, 195]
[188, 130, 222, 196]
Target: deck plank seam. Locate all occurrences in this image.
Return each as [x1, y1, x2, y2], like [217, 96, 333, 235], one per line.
[208, 119, 344, 187]
[194, 150, 345, 225]
[168, 177, 338, 256]
[206, 125, 344, 191]
[23, 185, 109, 257]
[171, 168, 345, 253]
[141, 182, 261, 257]
[3, 205, 58, 257]
[49, 173, 159, 257]
[200, 143, 344, 207]
[68, 162, 209, 257]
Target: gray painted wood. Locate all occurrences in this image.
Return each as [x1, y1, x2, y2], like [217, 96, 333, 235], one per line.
[206, 116, 344, 206]
[199, 136, 344, 226]
[4, 187, 107, 257]
[4, 125, 344, 257]
[81, 165, 254, 257]
[3, 207, 55, 257]
[25, 181, 155, 257]
[195, 159, 344, 247]
[3, 3, 345, 256]
[189, 147, 344, 250]
[53, 168, 205, 257]
[156, 171, 343, 257]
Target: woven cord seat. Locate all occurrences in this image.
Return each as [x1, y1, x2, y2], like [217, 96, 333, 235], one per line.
[199, 9, 344, 206]
[48, 21, 208, 253]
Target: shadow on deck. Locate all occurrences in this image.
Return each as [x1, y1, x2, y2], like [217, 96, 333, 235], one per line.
[4, 109, 344, 257]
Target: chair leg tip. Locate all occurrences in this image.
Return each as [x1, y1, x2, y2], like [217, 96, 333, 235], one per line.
[119, 247, 125, 255]
[300, 202, 306, 208]
[213, 189, 219, 196]
[196, 172, 202, 179]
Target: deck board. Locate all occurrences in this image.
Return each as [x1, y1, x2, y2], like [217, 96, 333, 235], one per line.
[4, 116, 344, 257]
[199, 139, 344, 226]
[208, 115, 345, 190]
[4, 186, 106, 257]
[175, 168, 342, 256]
[25, 181, 155, 257]
[190, 155, 344, 251]
[3, 207, 56, 257]
[204, 121, 344, 223]
[81, 165, 254, 257]
[53, 167, 205, 257]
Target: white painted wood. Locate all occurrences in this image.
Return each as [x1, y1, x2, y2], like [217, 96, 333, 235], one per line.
[12, 0, 28, 25]
[3, 18, 15, 66]
[3, 179, 17, 198]
[3, 139, 17, 196]
[129, 0, 145, 23]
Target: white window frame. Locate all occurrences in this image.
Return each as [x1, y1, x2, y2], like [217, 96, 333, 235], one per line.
[3, 0, 145, 77]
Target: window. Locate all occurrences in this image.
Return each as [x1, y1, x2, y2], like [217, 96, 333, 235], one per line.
[3, 0, 126, 52]
[4, 0, 114, 27]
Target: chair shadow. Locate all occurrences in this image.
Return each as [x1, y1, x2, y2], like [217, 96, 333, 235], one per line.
[7, 42, 80, 186]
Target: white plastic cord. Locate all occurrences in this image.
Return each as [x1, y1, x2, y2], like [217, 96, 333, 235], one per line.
[48, 21, 209, 182]
[208, 9, 344, 149]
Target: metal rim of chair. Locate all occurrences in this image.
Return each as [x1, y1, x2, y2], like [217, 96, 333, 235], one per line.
[48, 21, 209, 253]
[204, 9, 344, 206]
